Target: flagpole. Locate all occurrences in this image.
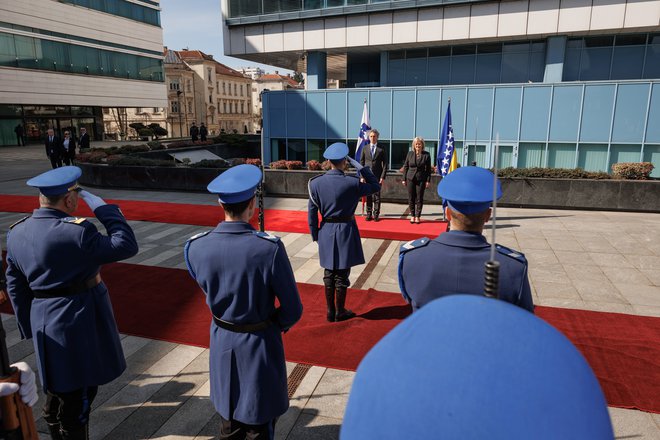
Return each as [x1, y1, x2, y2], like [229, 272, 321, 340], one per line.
[440, 97, 450, 222]
[485, 133, 500, 299]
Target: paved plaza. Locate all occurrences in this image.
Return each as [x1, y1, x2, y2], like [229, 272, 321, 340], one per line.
[1, 144, 659, 439]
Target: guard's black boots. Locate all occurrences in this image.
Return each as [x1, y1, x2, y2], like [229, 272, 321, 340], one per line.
[335, 288, 355, 321]
[324, 286, 336, 322]
[61, 424, 88, 440]
[47, 423, 64, 440]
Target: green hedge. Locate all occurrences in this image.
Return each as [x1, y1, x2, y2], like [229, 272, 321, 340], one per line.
[107, 156, 175, 167]
[497, 167, 611, 179]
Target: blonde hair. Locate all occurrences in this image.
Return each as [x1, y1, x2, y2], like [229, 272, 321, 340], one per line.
[412, 137, 425, 151]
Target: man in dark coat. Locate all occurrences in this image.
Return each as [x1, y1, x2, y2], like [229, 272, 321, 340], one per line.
[185, 164, 302, 439]
[199, 123, 208, 141]
[78, 127, 90, 150]
[360, 129, 388, 221]
[398, 166, 534, 313]
[308, 142, 380, 322]
[44, 128, 62, 168]
[14, 123, 25, 146]
[190, 122, 199, 141]
[5, 166, 138, 440]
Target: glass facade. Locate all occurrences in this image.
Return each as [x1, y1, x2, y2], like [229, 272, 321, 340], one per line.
[262, 81, 660, 177]
[0, 32, 163, 81]
[0, 105, 103, 146]
[386, 42, 546, 87]
[563, 34, 659, 81]
[58, 0, 161, 26]
[228, 0, 489, 19]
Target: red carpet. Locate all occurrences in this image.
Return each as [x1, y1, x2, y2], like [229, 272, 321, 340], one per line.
[2, 261, 658, 413]
[0, 194, 445, 241]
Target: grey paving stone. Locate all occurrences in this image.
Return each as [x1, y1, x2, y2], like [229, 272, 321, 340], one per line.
[302, 369, 353, 420]
[104, 350, 210, 440]
[614, 284, 660, 307]
[285, 412, 341, 440]
[604, 267, 652, 285]
[609, 407, 660, 440]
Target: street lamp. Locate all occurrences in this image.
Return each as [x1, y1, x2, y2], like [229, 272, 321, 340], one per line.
[176, 90, 183, 138]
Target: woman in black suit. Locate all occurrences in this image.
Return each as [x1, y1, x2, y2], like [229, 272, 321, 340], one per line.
[402, 137, 432, 224]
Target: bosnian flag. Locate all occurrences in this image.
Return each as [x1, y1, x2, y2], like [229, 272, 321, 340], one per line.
[354, 100, 371, 161]
[438, 100, 458, 177]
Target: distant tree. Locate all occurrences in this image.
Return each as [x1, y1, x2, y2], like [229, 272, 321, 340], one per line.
[292, 71, 304, 84]
[148, 123, 168, 139]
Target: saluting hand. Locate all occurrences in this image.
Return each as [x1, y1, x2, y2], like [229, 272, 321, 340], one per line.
[346, 156, 363, 171]
[79, 190, 107, 211]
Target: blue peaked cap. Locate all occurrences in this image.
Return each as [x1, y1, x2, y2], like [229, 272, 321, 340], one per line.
[341, 295, 614, 440]
[323, 142, 349, 161]
[27, 166, 82, 196]
[438, 166, 502, 214]
[207, 164, 262, 204]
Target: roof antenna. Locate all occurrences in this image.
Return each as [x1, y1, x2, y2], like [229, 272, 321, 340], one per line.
[484, 134, 500, 299]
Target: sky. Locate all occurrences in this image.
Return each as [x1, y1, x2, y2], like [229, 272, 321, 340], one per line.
[159, 0, 292, 74]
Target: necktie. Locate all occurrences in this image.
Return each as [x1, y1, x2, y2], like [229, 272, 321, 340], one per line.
[371, 145, 375, 158]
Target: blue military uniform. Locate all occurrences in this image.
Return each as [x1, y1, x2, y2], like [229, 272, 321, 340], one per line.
[184, 165, 302, 438]
[308, 143, 380, 322]
[5, 166, 138, 439]
[341, 295, 614, 439]
[398, 166, 534, 312]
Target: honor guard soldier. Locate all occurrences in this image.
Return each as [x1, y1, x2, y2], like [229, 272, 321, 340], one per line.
[398, 166, 534, 312]
[341, 295, 614, 439]
[308, 143, 381, 322]
[5, 166, 138, 440]
[184, 164, 303, 440]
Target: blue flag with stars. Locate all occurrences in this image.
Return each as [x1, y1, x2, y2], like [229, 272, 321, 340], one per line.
[438, 101, 457, 177]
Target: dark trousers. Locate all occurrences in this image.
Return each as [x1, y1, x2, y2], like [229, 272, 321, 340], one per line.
[323, 268, 351, 290]
[49, 155, 62, 169]
[43, 386, 98, 436]
[366, 191, 381, 216]
[406, 178, 427, 217]
[220, 415, 276, 440]
[16, 135, 24, 146]
[63, 154, 74, 166]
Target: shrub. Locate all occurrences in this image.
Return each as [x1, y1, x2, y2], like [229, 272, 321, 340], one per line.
[307, 160, 322, 171]
[138, 128, 153, 138]
[105, 154, 124, 165]
[148, 141, 165, 150]
[246, 158, 262, 167]
[167, 140, 213, 149]
[108, 156, 175, 167]
[611, 162, 654, 180]
[321, 160, 332, 171]
[269, 160, 288, 170]
[114, 144, 150, 154]
[286, 160, 304, 170]
[231, 158, 246, 166]
[211, 133, 248, 148]
[190, 159, 229, 169]
[497, 167, 611, 180]
[76, 151, 107, 164]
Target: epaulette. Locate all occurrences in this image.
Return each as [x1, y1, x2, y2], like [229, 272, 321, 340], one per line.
[61, 217, 88, 225]
[399, 237, 431, 254]
[9, 216, 30, 229]
[187, 230, 211, 243]
[496, 244, 527, 264]
[254, 231, 280, 243]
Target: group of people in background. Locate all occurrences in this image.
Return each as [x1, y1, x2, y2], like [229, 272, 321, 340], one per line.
[190, 122, 208, 142]
[360, 128, 433, 224]
[44, 127, 90, 169]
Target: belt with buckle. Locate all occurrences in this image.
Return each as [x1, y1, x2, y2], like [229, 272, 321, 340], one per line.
[32, 273, 102, 298]
[323, 215, 355, 223]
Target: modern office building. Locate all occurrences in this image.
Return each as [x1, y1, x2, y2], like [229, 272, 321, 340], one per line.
[221, 0, 660, 176]
[0, 0, 166, 146]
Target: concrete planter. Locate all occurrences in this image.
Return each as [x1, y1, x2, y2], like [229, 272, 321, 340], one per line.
[78, 164, 660, 213]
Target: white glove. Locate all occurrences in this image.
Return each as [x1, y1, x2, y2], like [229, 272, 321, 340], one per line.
[79, 190, 107, 211]
[0, 362, 39, 407]
[346, 156, 364, 171]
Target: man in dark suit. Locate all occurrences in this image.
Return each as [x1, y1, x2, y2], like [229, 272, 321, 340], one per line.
[45, 128, 62, 169]
[360, 129, 387, 221]
[78, 127, 90, 151]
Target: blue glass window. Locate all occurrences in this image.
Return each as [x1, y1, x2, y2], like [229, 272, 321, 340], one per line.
[547, 143, 576, 168]
[579, 37, 613, 81]
[518, 143, 546, 168]
[577, 144, 608, 172]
